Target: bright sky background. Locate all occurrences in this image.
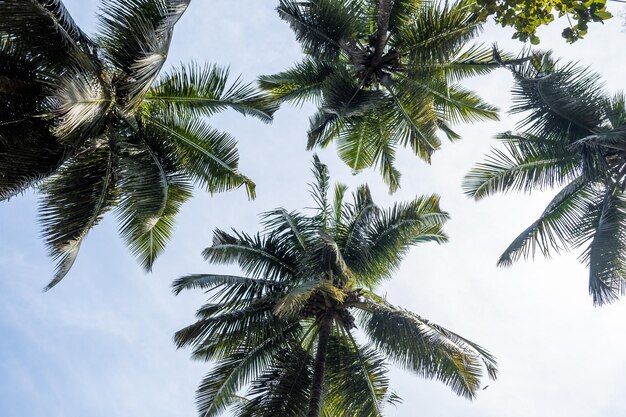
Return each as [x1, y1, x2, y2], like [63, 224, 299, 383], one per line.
[2, 2, 626, 416]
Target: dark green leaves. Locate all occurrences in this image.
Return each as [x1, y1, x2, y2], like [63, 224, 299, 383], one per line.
[473, 0, 613, 43]
[1, 0, 276, 287]
[466, 57, 626, 305]
[176, 157, 495, 416]
[358, 299, 498, 399]
[98, 0, 190, 109]
[149, 63, 278, 122]
[265, 0, 504, 191]
[39, 140, 117, 289]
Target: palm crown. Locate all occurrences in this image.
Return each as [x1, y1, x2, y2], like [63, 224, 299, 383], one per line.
[174, 156, 497, 417]
[464, 53, 626, 305]
[0, 0, 277, 288]
[260, 0, 509, 191]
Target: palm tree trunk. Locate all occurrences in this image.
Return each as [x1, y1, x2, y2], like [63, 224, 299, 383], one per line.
[371, 0, 395, 66]
[307, 314, 333, 417]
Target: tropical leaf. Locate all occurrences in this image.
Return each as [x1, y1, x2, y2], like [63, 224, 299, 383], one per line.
[149, 63, 278, 121]
[358, 299, 497, 399]
[98, 0, 191, 108]
[39, 139, 117, 289]
[466, 56, 626, 304]
[259, 58, 336, 106]
[145, 113, 256, 198]
[497, 177, 595, 266]
[577, 189, 626, 305]
[176, 157, 494, 417]
[265, 0, 502, 189]
[463, 132, 581, 200]
[115, 134, 193, 270]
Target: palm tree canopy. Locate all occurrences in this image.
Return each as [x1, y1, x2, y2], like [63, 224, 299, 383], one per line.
[0, 0, 278, 288]
[175, 156, 497, 417]
[463, 52, 626, 306]
[260, 0, 517, 191]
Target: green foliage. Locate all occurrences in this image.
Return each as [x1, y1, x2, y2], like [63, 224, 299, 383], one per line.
[262, 0, 513, 191]
[464, 54, 626, 305]
[175, 157, 497, 417]
[0, 0, 277, 288]
[474, 0, 613, 43]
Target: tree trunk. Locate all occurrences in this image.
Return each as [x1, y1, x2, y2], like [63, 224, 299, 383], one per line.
[306, 314, 333, 417]
[371, 0, 395, 66]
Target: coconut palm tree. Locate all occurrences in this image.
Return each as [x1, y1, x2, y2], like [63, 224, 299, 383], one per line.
[259, 0, 514, 191]
[463, 53, 626, 305]
[0, 0, 277, 289]
[174, 156, 497, 417]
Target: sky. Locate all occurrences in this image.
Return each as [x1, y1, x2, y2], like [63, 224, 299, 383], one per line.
[2, 1, 626, 417]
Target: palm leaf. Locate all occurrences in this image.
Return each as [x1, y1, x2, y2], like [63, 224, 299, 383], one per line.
[463, 132, 581, 200]
[258, 58, 336, 106]
[498, 177, 595, 266]
[98, 0, 190, 108]
[577, 189, 626, 305]
[115, 134, 193, 270]
[358, 299, 497, 399]
[203, 229, 297, 280]
[39, 139, 117, 289]
[148, 63, 278, 122]
[144, 113, 256, 198]
[277, 0, 364, 59]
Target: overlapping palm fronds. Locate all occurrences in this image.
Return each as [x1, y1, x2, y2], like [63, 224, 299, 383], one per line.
[0, 0, 278, 288]
[464, 52, 626, 305]
[175, 156, 497, 417]
[261, 0, 519, 191]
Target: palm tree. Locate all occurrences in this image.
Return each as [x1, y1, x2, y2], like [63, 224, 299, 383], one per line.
[463, 53, 626, 305]
[0, 0, 277, 289]
[174, 156, 497, 417]
[259, 0, 512, 191]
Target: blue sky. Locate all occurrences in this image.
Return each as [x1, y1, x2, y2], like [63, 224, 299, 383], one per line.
[2, 1, 626, 416]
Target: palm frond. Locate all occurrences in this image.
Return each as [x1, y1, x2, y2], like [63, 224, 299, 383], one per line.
[0, 0, 96, 70]
[172, 273, 285, 296]
[148, 63, 277, 122]
[194, 332, 300, 417]
[234, 344, 313, 417]
[603, 93, 626, 129]
[115, 135, 193, 270]
[433, 44, 503, 82]
[391, 0, 483, 64]
[577, 189, 626, 305]
[98, 0, 190, 108]
[309, 154, 331, 226]
[39, 138, 117, 289]
[277, 0, 364, 59]
[463, 133, 581, 200]
[358, 299, 497, 399]
[509, 60, 605, 140]
[203, 229, 297, 281]
[274, 279, 346, 320]
[497, 177, 595, 266]
[52, 69, 112, 142]
[144, 113, 256, 198]
[261, 208, 313, 252]
[0, 119, 68, 201]
[259, 58, 336, 106]
[358, 194, 449, 285]
[323, 330, 391, 417]
[382, 85, 440, 161]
